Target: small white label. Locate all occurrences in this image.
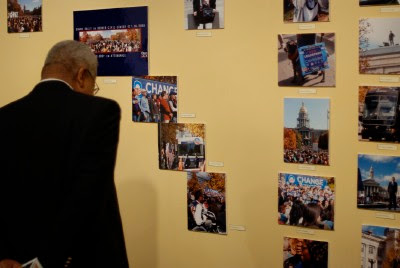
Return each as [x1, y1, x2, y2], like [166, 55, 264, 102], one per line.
[381, 7, 400, 13]
[376, 213, 395, 220]
[19, 33, 30, 38]
[181, 113, 196, 118]
[297, 229, 315, 235]
[229, 224, 246, 231]
[379, 77, 400, 83]
[299, 88, 317, 94]
[377, 144, 397, 151]
[196, 32, 212, 37]
[298, 24, 316, 30]
[104, 79, 117, 84]
[209, 161, 224, 167]
[298, 165, 316, 171]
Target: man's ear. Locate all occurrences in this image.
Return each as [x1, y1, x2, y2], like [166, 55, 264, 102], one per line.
[75, 67, 86, 89]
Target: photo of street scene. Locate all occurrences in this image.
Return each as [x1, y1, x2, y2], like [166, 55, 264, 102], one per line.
[279, 173, 335, 230]
[278, 33, 335, 87]
[360, 0, 399, 6]
[184, 0, 224, 30]
[79, 29, 142, 54]
[132, 76, 177, 123]
[7, 0, 42, 33]
[362, 225, 400, 268]
[187, 172, 226, 235]
[358, 154, 400, 212]
[284, 98, 330, 166]
[359, 18, 400, 74]
[283, 237, 328, 268]
[158, 123, 205, 171]
[359, 86, 400, 142]
[284, 0, 329, 23]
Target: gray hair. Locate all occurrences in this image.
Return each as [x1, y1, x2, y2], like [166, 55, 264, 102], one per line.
[44, 40, 98, 77]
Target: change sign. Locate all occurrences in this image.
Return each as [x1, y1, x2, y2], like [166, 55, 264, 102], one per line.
[298, 42, 329, 76]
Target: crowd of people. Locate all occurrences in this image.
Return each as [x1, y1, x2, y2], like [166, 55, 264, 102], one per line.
[278, 181, 335, 230]
[283, 238, 328, 268]
[132, 87, 177, 123]
[159, 142, 204, 171]
[7, 16, 42, 33]
[87, 39, 141, 53]
[284, 148, 329, 165]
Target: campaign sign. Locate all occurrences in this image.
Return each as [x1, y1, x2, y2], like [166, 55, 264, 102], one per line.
[285, 173, 327, 189]
[133, 78, 177, 95]
[73, 7, 148, 76]
[298, 43, 329, 76]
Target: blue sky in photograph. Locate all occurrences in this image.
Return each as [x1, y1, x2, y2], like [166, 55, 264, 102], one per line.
[362, 225, 392, 237]
[358, 154, 400, 187]
[18, 0, 41, 11]
[361, 18, 400, 50]
[284, 98, 330, 130]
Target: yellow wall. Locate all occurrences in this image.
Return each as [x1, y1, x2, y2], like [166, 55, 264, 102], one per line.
[1, 0, 400, 267]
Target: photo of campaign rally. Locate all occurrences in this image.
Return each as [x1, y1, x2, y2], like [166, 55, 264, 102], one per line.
[187, 172, 226, 234]
[278, 173, 335, 230]
[7, 0, 42, 33]
[283, 237, 328, 268]
[132, 76, 178, 123]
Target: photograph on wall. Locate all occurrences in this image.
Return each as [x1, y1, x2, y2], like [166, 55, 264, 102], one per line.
[283, 237, 328, 268]
[132, 76, 177, 123]
[360, 0, 399, 6]
[358, 86, 400, 142]
[73, 7, 148, 76]
[187, 172, 226, 234]
[359, 18, 400, 74]
[158, 123, 205, 171]
[278, 173, 335, 230]
[284, 0, 330, 23]
[284, 98, 330, 166]
[278, 33, 335, 87]
[184, 0, 224, 30]
[362, 225, 400, 268]
[357, 154, 400, 211]
[7, 0, 42, 33]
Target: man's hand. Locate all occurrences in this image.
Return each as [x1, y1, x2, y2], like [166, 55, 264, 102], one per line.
[0, 259, 22, 268]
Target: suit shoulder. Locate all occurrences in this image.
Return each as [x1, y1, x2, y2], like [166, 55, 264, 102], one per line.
[71, 92, 121, 115]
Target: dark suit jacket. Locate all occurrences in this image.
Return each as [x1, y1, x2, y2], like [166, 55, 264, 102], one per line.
[193, 0, 216, 13]
[0, 81, 129, 268]
[388, 181, 398, 194]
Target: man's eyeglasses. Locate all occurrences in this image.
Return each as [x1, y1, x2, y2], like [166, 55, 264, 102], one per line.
[86, 70, 100, 95]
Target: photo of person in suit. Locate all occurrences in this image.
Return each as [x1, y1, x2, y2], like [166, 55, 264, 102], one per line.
[0, 40, 129, 268]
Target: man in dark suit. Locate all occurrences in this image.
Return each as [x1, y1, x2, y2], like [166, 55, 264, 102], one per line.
[388, 176, 398, 210]
[0, 41, 129, 268]
[193, 0, 216, 26]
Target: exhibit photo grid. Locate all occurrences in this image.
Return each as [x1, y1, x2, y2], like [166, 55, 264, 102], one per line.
[278, 173, 335, 230]
[283, 237, 328, 268]
[360, 0, 400, 6]
[184, 0, 224, 30]
[73, 6, 148, 76]
[358, 86, 400, 143]
[278, 33, 335, 87]
[362, 225, 400, 268]
[132, 76, 178, 123]
[187, 171, 226, 235]
[283, 0, 330, 23]
[158, 123, 206, 172]
[7, 0, 42, 33]
[284, 98, 330, 166]
[359, 17, 400, 75]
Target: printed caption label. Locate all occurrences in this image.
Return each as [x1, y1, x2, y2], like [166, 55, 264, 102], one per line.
[209, 161, 224, 167]
[19, 33, 30, 38]
[298, 165, 316, 171]
[379, 77, 399, 83]
[297, 229, 315, 235]
[196, 32, 212, 37]
[298, 24, 316, 30]
[376, 213, 395, 220]
[299, 88, 317, 94]
[103, 79, 117, 84]
[377, 144, 397, 151]
[181, 113, 196, 118]
[229, 225, 246, 231]
[381, 7, 400, 13]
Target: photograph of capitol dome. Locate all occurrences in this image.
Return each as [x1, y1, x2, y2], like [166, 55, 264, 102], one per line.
[284, 98, 330, 166]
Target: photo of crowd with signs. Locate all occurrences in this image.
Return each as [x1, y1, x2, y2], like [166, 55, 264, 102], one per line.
[362, 225, 400, 268]
[283, 237, 328, 268]
[358, 154, 400, 212]
[184, 0, 224, 30]
[359, 18, 400, 75]
[278, 33, 335, 87]
[74, 7, 148, 76]
[278, 173, 335, 230]
[360, 0, 399, 6]
[283, 0, 329, 23]
[187, 172, 226, 234]
[284, 98, 330, 166]
[158, 123, 205, 171]
[132, 76, 177, 123]
[7, 0, 42, 33]
[359, 86, 400, 142]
